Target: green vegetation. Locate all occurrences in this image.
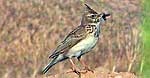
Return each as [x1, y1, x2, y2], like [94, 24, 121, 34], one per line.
[141, 0, 150, 78]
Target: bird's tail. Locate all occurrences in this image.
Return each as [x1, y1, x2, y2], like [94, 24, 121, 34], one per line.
[41, 55, 67, 74]
[41, 61, 55, 74]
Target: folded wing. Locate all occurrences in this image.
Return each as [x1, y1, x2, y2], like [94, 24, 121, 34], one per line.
[49, 26, 87, 58]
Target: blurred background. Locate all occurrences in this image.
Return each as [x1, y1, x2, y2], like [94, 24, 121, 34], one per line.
[1, 0, 149, 78]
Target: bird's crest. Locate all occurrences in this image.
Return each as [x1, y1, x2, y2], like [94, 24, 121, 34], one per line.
[81, 4, 98, 25]
[84, 4, 98, 14]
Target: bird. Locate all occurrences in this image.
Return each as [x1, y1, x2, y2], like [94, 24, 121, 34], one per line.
[41, 4, 110, 75]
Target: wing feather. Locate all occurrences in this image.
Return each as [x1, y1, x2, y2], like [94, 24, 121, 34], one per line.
[49, 26, 87, 58]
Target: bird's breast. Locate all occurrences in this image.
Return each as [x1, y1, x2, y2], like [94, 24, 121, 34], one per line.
[67, 36, 98, 57]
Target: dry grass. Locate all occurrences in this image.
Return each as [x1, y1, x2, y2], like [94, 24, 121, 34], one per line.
[0, 0, 141, 78]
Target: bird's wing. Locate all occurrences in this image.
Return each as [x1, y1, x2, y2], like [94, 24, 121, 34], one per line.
[49, 26, 87, 58]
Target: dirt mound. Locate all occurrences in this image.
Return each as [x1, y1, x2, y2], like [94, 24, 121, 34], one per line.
[46, 67, 137, 78]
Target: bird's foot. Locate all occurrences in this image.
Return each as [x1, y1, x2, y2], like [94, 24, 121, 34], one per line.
[66, 68, 87, 77]
[83, 66, 94, 73]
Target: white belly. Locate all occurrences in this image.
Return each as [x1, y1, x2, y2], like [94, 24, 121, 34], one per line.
[67, 36, 98, 58]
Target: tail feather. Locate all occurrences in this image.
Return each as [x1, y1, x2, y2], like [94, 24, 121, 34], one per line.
[41, 55, 68, 74]
[41, 62, 54, 74]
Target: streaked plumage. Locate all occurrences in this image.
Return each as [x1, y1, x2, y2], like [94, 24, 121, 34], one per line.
[41, 4, 110, 74]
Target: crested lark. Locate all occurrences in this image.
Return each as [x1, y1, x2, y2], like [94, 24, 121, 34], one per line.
[41, 4, 110, 75]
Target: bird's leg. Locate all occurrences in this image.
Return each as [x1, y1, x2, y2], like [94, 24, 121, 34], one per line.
[78, 57, 94, 73]
[67, 59, 86, 77]
[69, 59, 79, 71]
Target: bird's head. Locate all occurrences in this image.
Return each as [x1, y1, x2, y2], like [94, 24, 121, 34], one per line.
[81, 4, 110, 25]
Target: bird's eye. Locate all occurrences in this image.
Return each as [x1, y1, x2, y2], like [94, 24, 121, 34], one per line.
[87, 14, 96, 18]
[91, 14, 95, 18]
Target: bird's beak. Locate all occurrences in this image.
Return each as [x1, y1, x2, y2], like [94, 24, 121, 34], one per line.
[97, 13, 111, 20]
[105, 13, 111, 19]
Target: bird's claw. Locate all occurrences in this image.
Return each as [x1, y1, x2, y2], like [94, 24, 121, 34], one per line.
[66, 68, 87, 77]
[83, 67, 94, 73]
